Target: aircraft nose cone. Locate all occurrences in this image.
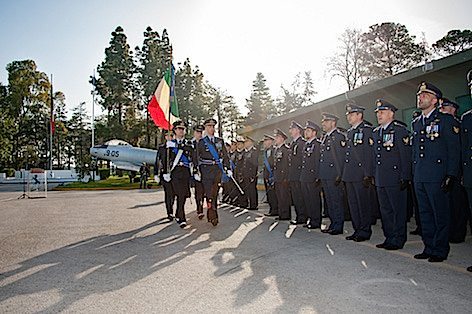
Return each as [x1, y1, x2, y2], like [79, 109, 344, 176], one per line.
[90, 147, 99, 157]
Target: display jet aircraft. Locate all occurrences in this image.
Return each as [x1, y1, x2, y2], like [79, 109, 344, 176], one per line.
[90, 139, 157, 172]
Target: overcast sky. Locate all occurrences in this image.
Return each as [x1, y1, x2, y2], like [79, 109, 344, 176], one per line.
[1, 0, 471, 117]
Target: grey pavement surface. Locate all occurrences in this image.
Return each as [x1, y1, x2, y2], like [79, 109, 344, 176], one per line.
[0, 189, 471, 313]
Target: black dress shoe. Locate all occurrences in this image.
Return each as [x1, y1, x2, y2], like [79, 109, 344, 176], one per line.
[409, 229, 422, 235]
[167, 214, 174, 221]
[428, 255, 446, 263]
[306, 224, 320, 229]
[414, 252, 431, 260]
[353, 236, 370, 242]
[290, 220, 305, 225]
[467, 266, 472, 272]
[345, 234, 356, 240]
[384, 244, 401, 250]
[264, 212, 278, 217]
[321, 228, 332, 233]
[328, 230, 343, 235]
[376, 243, 386, 248]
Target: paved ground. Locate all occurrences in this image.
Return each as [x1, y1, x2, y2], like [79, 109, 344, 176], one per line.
[0, 189, 471, 313]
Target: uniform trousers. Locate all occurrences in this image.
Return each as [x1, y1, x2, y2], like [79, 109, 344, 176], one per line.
[194, 181, 204, 214]
[289, 181, 306, 222]
[201, 165, 222, 221]
[162, 180, 175, 216]
[301, 182, 322, 227]
[376, 185, 407, 248]
[264, 180, 278, 215]
[275, 181, 291, 219]
[244, 178, 258, 209]
[414, 182, 450, 258]
[345, 181, 372, 239]
[322, 180, 345, 232]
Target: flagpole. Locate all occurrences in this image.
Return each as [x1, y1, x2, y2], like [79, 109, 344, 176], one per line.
[166, 46, 173, 174]
[49, 74, 54, 171]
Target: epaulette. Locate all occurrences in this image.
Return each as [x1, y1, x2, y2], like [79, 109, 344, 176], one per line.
[393, 120, 408, 128]
[461, 109, 472, 121]
[412, 115, 422, 124]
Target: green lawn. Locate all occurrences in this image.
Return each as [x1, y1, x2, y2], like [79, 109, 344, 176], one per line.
[53, 176, 159, 190]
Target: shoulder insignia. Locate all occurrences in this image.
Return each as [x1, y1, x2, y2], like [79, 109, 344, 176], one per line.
[402, 136, 410, 145]
[369, 138, 374, 146]
[453, 126, 460, 134]
[340, 140, 346, 147]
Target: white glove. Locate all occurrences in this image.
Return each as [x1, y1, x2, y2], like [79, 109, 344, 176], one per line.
[163, 173, 171, 182]
[194, 173, 201, 182]
[154, 176, 160, 184]
[226, 170, 233, 178]
[166, 140, 176, 148]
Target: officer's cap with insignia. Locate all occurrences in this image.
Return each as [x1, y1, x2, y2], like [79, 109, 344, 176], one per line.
[203, 118, 217, 126]
[289, 121, 304, 132]
[321, 112, 339, 122]
[305, 120, 321, 132]
[417, 81, 442, 99]
[374, 99, 397, 112]
[439, 98, 459, 110]
[193, 124, 204, 132]
[273, 128, 288, 140]
[172, 120, 186, 129]
[262, 134, 275, 141]
[345, 102, 365, 115]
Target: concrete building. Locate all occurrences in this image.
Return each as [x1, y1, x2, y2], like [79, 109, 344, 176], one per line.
[240, 49, 472, 138]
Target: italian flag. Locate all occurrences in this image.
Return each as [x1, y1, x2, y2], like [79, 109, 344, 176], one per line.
[147, 65, 179, 130]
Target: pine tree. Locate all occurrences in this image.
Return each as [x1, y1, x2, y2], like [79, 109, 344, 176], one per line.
[245, 73, 274, 125]
[433, 29, 472, 56]
[95, 26, 135, 129]
[361, 22, 425, 79]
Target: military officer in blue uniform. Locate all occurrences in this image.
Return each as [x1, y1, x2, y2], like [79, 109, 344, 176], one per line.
[190, 124, 205, 219]
[412, 82, 460, 262]
[319, 113, 346, 235]
[372, 100, 412, 250]
[288, 121, 307, 225]
[164, 120, 195, 228]
[439, 98, 469, 243]
[242, 136, 259, 210]
[233, 137, 247, 208]
[196, 118, 231, 226]
[273, 129, 291, 220]
[342, 103, 374, 242]
[461, 69, 472, 272]
[300, 120, 322, 229]
[262, 134, 278, 216]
